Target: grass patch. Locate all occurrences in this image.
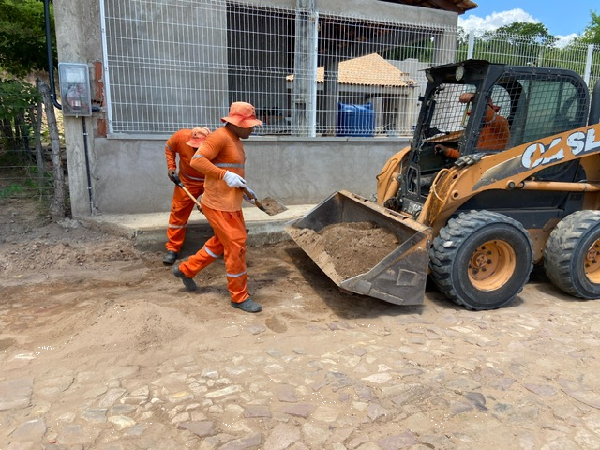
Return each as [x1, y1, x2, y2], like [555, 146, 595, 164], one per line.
[0, 183, 24, 198]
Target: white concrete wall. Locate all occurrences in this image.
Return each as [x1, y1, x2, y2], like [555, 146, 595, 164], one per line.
[93, 135, 409, 214]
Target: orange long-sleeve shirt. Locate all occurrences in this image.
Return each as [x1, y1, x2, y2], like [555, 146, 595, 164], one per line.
[444, 109, 510, 159]
[189, 126, 245, 212]
[165, 129, 205, 184]
[477, 112, 510, 151]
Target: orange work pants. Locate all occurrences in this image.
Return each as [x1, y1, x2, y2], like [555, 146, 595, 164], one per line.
[166, 182, 204, 252]
[179, 205, 249, 304]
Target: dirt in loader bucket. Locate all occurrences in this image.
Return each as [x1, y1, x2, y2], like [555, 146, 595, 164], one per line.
[288, 221, 402, 280]
[286, 190, 430, 306]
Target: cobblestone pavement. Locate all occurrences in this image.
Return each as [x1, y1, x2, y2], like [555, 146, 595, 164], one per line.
[2, 238, 600, 449]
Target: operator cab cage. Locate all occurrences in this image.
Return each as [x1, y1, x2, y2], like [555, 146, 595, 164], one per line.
[414, 59, 590, 156]
[400, 59, 591, 215]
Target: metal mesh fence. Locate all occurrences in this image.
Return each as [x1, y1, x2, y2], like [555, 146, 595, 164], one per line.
[101, 0, 456, 137]
[457, 29, 600, 91]
[0, 81, 60, 209]
[100, 0, 600, 139]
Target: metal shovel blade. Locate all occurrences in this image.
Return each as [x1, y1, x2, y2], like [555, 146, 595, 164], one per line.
[257, 197, 288, 216]
[243, 187, 287, 216]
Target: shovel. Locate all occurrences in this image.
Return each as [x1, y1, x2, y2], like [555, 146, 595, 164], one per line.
[171, 173, 286, 216]
[170, 173, 203, 212]
[242, 187, 288, 216]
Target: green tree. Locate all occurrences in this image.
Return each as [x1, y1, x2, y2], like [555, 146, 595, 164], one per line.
[0, 78, 39, 155]
[578, 10, 600, 44]
[457, 22, 558, 66]
[0, 0, 54, 204]
[494, 22, 556, 46]
[0, 0, 55, 78]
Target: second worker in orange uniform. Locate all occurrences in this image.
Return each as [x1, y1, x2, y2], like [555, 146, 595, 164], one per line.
[163, 127, 211, 265]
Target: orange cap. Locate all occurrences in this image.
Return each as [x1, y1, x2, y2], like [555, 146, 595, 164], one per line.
[187, 127, 210, 148]
[220, 102, 263, 128]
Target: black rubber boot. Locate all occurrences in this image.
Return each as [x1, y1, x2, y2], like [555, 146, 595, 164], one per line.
[231, 298, 262, 313]
[172, 266, 197, 291]
[163, 250, 178, 266]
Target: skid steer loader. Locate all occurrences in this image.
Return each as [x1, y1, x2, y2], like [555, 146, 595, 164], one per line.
[286, 59, 600, 310]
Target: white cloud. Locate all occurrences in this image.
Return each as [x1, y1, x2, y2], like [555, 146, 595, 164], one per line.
[554, 33, 578, 48]
[457, 8, 538, 33]
[457, 7, 577, 46]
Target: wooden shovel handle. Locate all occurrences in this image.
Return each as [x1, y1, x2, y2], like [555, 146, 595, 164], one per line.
[170, 173, 202, 209]
[182, 186, 202, 209]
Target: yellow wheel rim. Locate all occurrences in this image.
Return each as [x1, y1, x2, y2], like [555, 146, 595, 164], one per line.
[468, 240, 517, 292]
[584, 238, 600, 284]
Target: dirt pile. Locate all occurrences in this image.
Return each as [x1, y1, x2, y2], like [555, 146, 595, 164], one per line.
[0, 216, 140, 276]
[288, 221, 400, 280]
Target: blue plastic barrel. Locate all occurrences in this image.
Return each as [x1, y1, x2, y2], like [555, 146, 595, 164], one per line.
[337, 102, 375, 137]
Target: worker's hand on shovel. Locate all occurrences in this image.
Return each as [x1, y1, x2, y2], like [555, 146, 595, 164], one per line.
[169, 172, 203, 215]
[243, 187, 257, 204]
[168, 169, 177, 182]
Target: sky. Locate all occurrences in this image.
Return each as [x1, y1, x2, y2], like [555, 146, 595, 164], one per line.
[458, 1, 598, 45]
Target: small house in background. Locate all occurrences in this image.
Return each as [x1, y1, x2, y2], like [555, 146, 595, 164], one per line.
[284, 53, 417, 137]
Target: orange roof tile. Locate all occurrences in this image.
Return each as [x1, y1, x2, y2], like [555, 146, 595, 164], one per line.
[287, 53, 416, 87]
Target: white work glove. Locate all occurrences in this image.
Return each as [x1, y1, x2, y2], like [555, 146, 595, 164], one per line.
[243, 187, 257, 204]
[223, 171, 247, 188]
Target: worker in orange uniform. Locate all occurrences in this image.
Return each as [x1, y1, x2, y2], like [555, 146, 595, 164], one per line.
[172, 102, 263, 313]
[163, 127, 211, 266]
[435, 92, 510, 158]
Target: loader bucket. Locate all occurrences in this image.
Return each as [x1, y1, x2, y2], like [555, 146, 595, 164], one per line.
[285, 190, 431, 306]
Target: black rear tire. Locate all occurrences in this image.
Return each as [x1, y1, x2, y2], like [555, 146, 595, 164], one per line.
[430, 210, 533, 310]
[544, 210, 600, 299]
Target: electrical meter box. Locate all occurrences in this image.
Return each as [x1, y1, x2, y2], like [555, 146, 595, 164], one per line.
[58, 63, 92, 117]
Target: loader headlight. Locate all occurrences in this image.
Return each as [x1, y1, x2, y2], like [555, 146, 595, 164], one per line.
[456, 65, 465, 81]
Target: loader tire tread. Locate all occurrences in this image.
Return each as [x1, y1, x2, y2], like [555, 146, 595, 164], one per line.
[430, 210, 533, 310]
[544, 210, 600, 299]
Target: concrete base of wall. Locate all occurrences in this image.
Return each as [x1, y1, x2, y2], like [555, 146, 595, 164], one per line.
[78, 203, 317, 252]
[76, 135, 409, 216]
